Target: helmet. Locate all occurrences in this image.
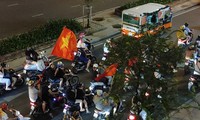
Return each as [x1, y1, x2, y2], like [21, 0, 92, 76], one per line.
[57, 61, 64, 68]
[79, 32, 86, 39]
[0, 103, 8, 110]
[49, 84, 59, 94]
[0, 62, 6, 68]
[184, 23, 189, 27]
[93, 63, 98, 68]
[180, 25, 185, 30]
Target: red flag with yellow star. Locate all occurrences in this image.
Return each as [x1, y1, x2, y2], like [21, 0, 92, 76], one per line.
[51, 27, 77, 61]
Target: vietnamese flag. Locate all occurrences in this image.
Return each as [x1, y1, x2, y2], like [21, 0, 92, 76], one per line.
[95, 63, 118, 81]
[51, 27, 77, 61]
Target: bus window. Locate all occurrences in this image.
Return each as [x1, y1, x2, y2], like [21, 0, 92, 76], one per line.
[123, 14, 140, 25]
[164, 9, 172, 23]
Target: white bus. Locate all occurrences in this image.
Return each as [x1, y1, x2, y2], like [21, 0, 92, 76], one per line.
[121, 3, 172, 38]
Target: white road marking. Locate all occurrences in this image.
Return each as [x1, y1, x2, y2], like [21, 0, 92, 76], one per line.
[8, 3, 19, 7]
[32, 13, 44, 18]
[173, 6, 200, 18]
[0, 91, 27, 103]
[71, 4, 81, 8]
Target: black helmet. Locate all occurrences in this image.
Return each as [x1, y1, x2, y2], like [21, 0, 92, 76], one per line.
[184, 23, 189, 27]
[0, 62, 6, 68]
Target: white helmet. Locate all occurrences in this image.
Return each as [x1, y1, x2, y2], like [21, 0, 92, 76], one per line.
[93, 63, 98, 68]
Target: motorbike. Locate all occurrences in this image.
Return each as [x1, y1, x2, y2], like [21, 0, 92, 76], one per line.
[63, 102, 82, 120]
[93, 95, 123, 120]
[71, 50, 97, 74]
[178, 36, 192, 47]
[89, 82, 109, 95]
[127, 109, 147, 120]
[184, 59, 194, 75]
[39, 50, 51, 67]
[188, 74, 200, 93]
[0, 68, 25, 95]
[29, 99, 53, 119]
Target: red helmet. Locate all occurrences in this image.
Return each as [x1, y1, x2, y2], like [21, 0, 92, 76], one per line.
[0, 103, 8, 110]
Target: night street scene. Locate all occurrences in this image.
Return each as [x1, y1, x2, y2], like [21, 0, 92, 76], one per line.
[1, 0, 200, 120]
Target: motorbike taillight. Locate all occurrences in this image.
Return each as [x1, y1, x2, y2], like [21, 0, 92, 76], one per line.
[129, 114, 136, 120]
[30, 102, 36, 106]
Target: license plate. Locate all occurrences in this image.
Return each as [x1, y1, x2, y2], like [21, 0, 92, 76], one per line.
[93, 113, 98, 118]
[71, 63, 75, 67]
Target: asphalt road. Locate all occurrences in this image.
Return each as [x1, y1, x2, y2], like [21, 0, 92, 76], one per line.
[0, 0, 133, 39]
[1, 5, 200, 120]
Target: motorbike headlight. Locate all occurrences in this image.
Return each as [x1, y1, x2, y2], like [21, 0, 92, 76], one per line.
[89, 86, 93, 91]
[17, 74, 21, 77]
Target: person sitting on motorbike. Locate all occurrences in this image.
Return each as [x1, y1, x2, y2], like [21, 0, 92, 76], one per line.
[193, 58, 200, 76]
[195, 35, 200, 49]
[92, 64, 110, 86]
[0, 63, 16, 90]
[102, 38, 113, 61]
[75, 83, 90, 113]
[93, 90, 113, 115]
[77, 48, 91, 72]
[176, 25, 190, 46]
[36, 55, 46, 73]
[184, 23, 192, 37]
[44, 63, 61, 89]
[54, 61, 65, 90]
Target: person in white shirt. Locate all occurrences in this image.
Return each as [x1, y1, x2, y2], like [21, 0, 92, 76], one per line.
[0, 66, 12, 91]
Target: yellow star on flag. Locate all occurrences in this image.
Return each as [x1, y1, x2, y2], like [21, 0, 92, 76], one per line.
[60, 32, 71, 49]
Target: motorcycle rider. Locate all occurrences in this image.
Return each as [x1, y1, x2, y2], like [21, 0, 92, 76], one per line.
[195, 35, 200, 48]
[0, 63, 16, 90]
[176, 25, 190, 46]
[77, 32, 91, 72]
[44, 63, 62, 89]
[102, 38, 113, 61]
[75, 83, 90, 113]
[193, 58, 200, 76]
[184, 23, 192, 37]
[0, 103, 9, 120]
[55, 61, 65, 90]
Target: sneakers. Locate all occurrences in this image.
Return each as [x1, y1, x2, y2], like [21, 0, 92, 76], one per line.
[5, 87, 12, 91]
[86, 110, 91, 114]
[173, 69, 178, 73]
[80, 108, 85, 112]
[86, 68, 90, 72]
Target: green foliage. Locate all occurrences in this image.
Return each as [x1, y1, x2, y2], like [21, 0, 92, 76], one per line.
[105, 34, 184, 119]
[0, 19, 84, 55]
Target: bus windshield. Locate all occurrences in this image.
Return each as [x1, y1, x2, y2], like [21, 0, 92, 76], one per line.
[123, 14, 140, 25]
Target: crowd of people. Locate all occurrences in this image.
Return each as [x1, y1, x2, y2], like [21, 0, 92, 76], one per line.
[0, 30, 118, 120]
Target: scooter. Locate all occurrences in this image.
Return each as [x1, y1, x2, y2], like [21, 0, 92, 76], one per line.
[63, 102, 82, 120]
[0, 69, 25, 95]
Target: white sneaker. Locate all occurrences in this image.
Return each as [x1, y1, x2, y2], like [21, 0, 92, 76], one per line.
[5, 88, 12, 91]
[173, 69, 178, 73]
[86, 68, 90, 72]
